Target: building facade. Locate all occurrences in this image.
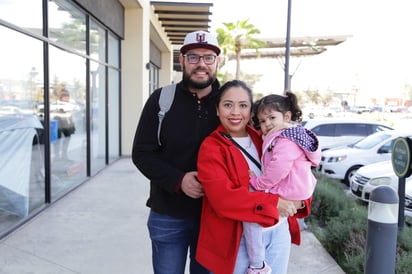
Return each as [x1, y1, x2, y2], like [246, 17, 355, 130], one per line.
[0, 0, 179, 238]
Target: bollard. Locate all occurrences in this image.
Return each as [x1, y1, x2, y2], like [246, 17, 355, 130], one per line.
[364, 185, 398, 274]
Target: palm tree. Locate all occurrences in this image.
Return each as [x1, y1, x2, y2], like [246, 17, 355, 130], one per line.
[216, 19, 267, 80]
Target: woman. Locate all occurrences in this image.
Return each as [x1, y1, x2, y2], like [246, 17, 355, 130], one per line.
[196, 80, 311, 274]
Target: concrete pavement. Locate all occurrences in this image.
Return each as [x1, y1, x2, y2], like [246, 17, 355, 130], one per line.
[0, 157, 345, 274]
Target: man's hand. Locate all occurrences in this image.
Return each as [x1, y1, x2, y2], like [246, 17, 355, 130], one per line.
[181, 171, 205, 199]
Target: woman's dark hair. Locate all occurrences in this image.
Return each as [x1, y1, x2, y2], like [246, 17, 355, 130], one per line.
[217, 80, 253, 113]
[252, 91, 302, 128]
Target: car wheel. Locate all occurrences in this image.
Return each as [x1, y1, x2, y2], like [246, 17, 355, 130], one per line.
[344, 166, 362, 186]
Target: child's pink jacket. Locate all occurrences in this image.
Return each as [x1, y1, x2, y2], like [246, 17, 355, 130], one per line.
[250, 125, 321, 200]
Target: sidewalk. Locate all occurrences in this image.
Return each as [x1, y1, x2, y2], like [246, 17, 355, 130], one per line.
[0, 157, 345, 274]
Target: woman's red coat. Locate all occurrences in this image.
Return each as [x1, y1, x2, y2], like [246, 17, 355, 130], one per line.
[196, 125, 311, 274]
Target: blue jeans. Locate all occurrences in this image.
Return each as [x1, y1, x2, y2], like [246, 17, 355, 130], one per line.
[147, 210, 210, 274]
[234, 219, 291, 274]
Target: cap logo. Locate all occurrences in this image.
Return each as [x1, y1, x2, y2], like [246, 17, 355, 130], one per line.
[196, 33, 207, 44]
[181, 31, 220, 55]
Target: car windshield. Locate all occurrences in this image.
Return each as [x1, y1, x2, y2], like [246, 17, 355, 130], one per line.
[351, 132, 392, 149]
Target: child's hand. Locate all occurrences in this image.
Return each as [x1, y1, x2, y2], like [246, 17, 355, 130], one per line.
[249, 170, 256, 178]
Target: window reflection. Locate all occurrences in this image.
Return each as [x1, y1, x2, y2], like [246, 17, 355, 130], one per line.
[90, 20, 106, 62]
[0, 27, 44, 228]
[108, 68, 120, 163]
[108, 33, 119, 67]
[0, 0, 121, 237]
[49, 46, 87, 200]
[90, 61, 106, 174]
[49, 0, 86, 54]
[0, 0, 42, 35]
[108, 34, 120, 163]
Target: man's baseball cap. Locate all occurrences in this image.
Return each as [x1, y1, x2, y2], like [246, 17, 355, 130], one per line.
[180, 30, 221, 55]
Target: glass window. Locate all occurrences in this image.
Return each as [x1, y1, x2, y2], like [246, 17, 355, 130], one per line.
[0, 26, 44, 227]
[311, 124, 335, 137]
[353, 132, 391, 149]
[108, 31, 120, 163]
[49, 45, 87, 201]
[48, 0, 86, 54]
[0, 0, 121, 238]
[89, 21, 107, 174]
[379, 140, 394, 153]
[108, 67, 120, 163]
[0, 0, 42, 36]
[108, 32, 119, 67]
[336, 124, 368, 136]
[148, 63, 159, 95]
[90, 61, 106, 175]
[90, 19, 106, 63]
[372, 124, 393, 133]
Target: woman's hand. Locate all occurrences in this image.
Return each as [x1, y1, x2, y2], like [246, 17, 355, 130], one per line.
[277, 198, 298, 217]
[294, 200, 306, 209]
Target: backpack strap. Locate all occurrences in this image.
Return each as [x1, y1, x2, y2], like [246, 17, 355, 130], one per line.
[157, 84, 177, 146]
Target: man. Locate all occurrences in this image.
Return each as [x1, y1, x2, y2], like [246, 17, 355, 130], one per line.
[132, 31, 221, 273]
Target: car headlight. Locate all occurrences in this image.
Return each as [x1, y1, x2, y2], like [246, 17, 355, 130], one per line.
[327, 155, 347, 163]
[369, 177, 392, 186]
[405, 197, 412, 209]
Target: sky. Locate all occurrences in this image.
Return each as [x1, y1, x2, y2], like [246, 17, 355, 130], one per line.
[209, 0, 412, 105]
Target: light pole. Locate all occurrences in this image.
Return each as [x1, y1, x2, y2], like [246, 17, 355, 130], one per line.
[29, 67, 38, 101]
[284, 0, 292, 93]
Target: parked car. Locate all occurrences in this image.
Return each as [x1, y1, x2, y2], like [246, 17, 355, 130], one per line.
[405, 183, 412, 225]
[351, 160, 412, 225]
[0, 106, 24, 115]
[301, 118, 393, 151]
[315, 130, 412, 185]
[37, 100, 80, 114]
[351, 106, 371, 114]
[350, 160, 412, 202]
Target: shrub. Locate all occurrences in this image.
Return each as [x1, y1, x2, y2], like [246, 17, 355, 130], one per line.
[397, 228, 412, 273]
[308, 176, 412, 274]
[309, 177, 351, 226]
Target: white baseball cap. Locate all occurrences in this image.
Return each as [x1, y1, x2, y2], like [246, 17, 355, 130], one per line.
[180, 30, 221, 55]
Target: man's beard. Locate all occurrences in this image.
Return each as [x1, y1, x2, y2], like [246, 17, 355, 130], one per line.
[182, 67, 216, 89]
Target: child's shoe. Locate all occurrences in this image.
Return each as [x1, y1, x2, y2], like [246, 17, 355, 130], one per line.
[246, 261, 272, 274]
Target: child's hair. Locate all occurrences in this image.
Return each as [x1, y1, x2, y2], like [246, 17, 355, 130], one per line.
[252, 91, 302, 129]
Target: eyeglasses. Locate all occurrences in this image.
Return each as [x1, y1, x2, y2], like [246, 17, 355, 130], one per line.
[183, 54, 217, 65]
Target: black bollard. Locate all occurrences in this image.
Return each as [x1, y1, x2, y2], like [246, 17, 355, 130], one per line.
[364, 185, 398, 274]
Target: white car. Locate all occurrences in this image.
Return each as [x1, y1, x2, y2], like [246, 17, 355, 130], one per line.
[302, 118, 393, 151]
[37, 100, 80, 114]
[316, 130, 412, 185]
[405, 183, 412, 225]
[350, 160, 412, 201]
[350, 161, 412, 225]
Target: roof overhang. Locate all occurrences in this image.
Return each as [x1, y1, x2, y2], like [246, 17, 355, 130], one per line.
[151, 1, 214, 71]
[150, 2, 350, 70]
[151, 1, 213, 45]
[228, 35, 351, 60]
